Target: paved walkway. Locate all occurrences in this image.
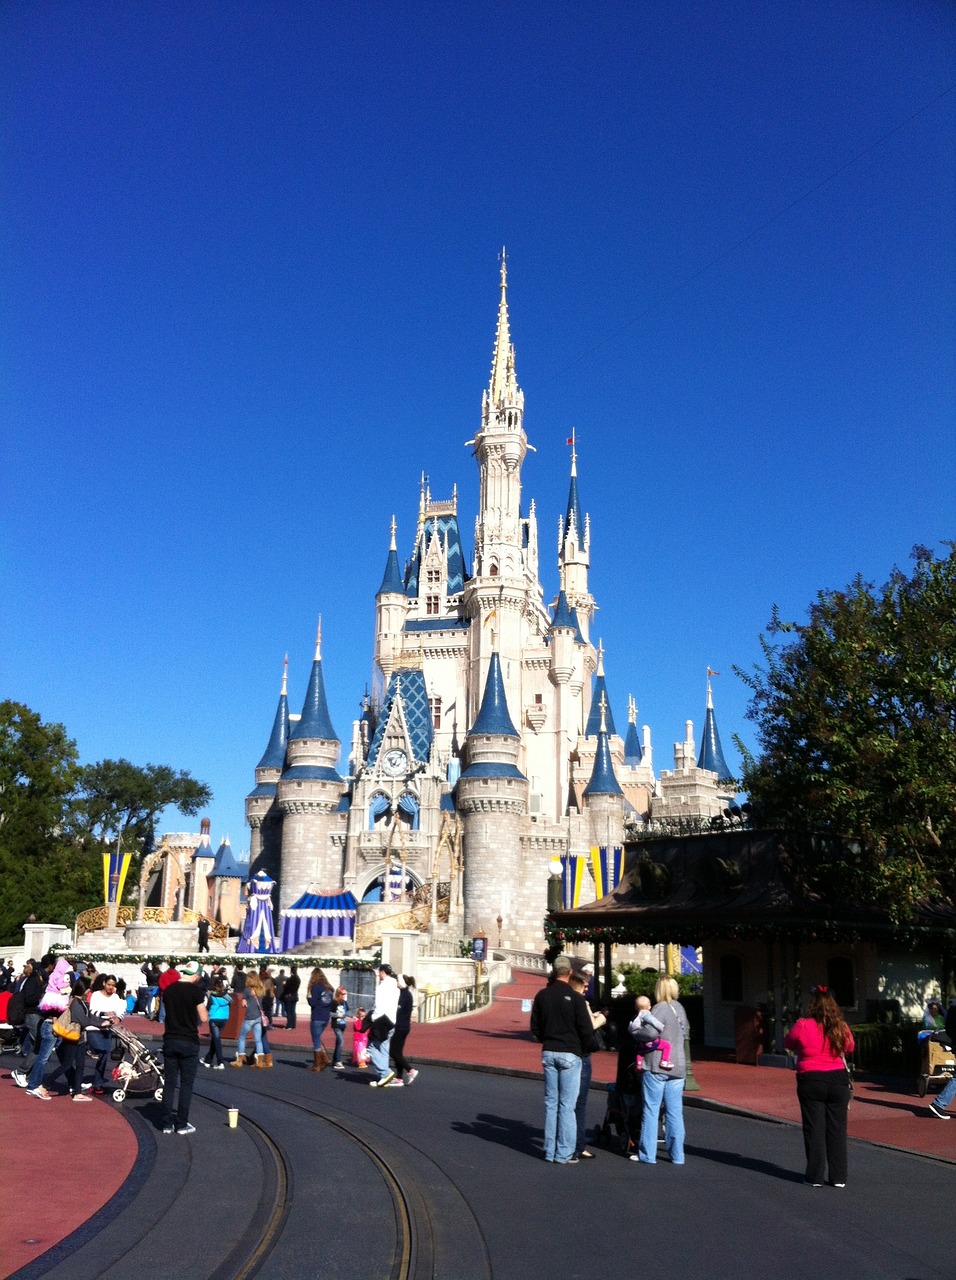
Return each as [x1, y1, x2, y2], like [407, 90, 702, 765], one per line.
[2, 970, 952, 1275]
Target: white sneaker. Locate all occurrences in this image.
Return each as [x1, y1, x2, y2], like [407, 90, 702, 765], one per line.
[213, 1063, 225, 1070]
[333, 1063, 345, 1071]
[12, 1069, 28, 1088]
[386, 1079, 405, 1087]
[406, 1069, 419, 1085]
[201, 1060, 211, 1068]
[81, 1083, 93, 1090]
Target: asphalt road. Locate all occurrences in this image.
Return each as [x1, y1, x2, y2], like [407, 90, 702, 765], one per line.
[15, 1054, 953, 1280]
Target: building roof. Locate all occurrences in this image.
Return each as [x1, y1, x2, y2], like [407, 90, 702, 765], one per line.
[623, 698, 643, 766]
[584, 647, 617, 737]
[583, 726, 623, 797]
[367, 668, 434, 767]
[697, 688, 732, 780]
[469, 652, 519, 738]
[377, 545, 405, 596]
[404, 509, 468, 597]
[210, 837, 248, 879]
[291, 630, 338, 743]
[257, 666, 290, 769]
[550, 590, 586, 644]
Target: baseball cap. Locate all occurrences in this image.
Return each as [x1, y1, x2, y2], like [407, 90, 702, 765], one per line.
[552, 955, 573, 975]
[181, 961, 202, 977]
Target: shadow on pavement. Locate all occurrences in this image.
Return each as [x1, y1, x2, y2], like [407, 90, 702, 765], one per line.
[451, 1110, 542, 1156]
[683, 1143, 801, 1182]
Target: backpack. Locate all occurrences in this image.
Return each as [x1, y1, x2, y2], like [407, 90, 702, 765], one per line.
[6, 989, 26, 1026]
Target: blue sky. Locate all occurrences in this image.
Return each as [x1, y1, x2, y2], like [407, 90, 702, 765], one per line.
[3, 2, 953, 853]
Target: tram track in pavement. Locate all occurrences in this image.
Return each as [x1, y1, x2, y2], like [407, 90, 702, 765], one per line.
[13, 1062, 492, 1280]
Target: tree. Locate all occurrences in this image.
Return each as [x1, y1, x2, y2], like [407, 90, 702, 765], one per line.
[75, 759, 213, 855]
[735, 544, 956, 920]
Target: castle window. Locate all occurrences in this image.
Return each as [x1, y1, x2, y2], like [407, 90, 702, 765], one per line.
[426, 569, 441, 585]
[535, 693, 543, 705]
[489, 562, 499, 577]
[429, 696, 442, 729]
[426, 595, 440, 615]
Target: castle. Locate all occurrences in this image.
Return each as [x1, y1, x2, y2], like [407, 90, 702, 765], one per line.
[245, 256, 732, 951]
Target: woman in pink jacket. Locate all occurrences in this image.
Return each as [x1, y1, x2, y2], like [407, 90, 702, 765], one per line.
[784, 985, 855, 1188]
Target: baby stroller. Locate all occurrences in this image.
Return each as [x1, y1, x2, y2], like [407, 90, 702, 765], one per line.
[916, 1031, 955, 1098]
[598, 1081, 641, 1156]
[110, 1023, 165, 1103]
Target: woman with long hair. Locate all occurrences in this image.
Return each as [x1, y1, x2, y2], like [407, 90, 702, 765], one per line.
[307, 967, 334, 1071]
[386, 976, 420, 1087]
[202, 977, 231, 1069]
[232, 972, 266, 1068]
[329, 985, 349, 1071]
[88, 974, 125, 1094]
[784, 985, 855, 1187]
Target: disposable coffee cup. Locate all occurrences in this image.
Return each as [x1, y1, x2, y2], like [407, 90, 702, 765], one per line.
[228, 1108, 239, 1128]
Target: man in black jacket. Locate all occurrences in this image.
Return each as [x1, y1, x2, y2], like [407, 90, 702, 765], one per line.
[530, 954, 595, 1164]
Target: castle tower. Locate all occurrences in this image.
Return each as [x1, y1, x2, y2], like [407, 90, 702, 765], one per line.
[246, 657, 290, 884]
[462, 250, 535, 724]
[457, 650, 529, 933]
[374, 517, 408, 686]
[275, 622, 344, 911]
[187, 816, 215, 915]
[583, 695, 625, 851]
[558, 430, 594, 639]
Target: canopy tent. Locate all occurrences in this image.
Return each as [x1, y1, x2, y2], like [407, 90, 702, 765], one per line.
[280, 890, 358, 951]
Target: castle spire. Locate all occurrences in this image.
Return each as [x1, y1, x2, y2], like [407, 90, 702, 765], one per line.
[292, 621, 338, 742]
[584, 640, 617, 736]
[256, 657, 291, 770]
[584, 693, 623, 797]
[624, 693, 643, 765]
[489, 247, 514, 404]
[377, 517, 405, 595]
[469, 650, 519, 738]
[697, 668, 731, 779]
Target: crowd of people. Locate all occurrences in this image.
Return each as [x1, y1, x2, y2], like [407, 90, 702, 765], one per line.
[4, 954, 421, 1128]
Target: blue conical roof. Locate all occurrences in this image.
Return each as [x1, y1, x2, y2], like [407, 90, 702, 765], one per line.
[623, 719, 643, 766]
[469, 653, 518, 738]
[211, 838, 248, 879]
[563, 470, 584, 545]
[585, 676, 617, 737]
[257, 684, 290, 770]
[377, 545, 404, 595]
[584, 728, 624, 797]
[550, 591, 586, 644]
[697, 702, 731, 780]
[291, 656, 338, 742]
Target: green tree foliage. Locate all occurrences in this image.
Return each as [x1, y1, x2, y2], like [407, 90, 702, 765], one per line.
[735, 545, 956, 919]
[75, 759, 212, 854]
[0, 700, 213, 943]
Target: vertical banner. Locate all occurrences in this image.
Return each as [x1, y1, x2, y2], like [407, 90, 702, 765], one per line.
[589, 846, 623, 899]
[103, 849, 132, 905]
[559, 854, 587, 908]
[680, 945, 703, 975]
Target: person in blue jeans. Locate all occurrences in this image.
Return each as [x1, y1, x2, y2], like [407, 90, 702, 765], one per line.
[630, 976, 689, 1166]
[928, 998, 956, 1120]
[529, 955, 596, 1163]
[202, 978, 231, 1069]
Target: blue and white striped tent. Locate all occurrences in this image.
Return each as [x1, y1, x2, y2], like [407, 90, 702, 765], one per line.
[280, 890, 358, 951]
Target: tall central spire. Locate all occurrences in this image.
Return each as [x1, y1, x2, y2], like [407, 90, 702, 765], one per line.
[489, 247, 516, 405]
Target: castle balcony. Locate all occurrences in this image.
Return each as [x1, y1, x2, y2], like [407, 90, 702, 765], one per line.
[356, 829, 431, 864]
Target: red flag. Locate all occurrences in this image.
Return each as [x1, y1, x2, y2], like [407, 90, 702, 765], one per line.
[566, 437, 573, 446]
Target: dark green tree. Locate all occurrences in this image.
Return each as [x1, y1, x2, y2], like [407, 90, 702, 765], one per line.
[75, 759, 213, 855]
[735, 545, 956, 919]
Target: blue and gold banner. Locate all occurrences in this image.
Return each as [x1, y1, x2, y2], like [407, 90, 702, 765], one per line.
[103, 849, 132, 906]
[589, 845, 623, 900]
[560, 854, 588, 909]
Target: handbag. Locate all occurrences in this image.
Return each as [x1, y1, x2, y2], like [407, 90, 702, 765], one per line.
[52, 1008, 81, 1042]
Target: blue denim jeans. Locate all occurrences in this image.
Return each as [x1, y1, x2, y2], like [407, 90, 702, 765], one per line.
[368, 1029, 394, 1080]
[206, 1021, 226, 1065]
[935, 1073, 956, 1110]
[310, 1018, 330, 1052]
[638, 1073, 685, 1164]
[574, 1054, 593, 1155]
[27, 1018, 56, 1090]
[542, 1050, 582, 1162]
[87, 1028, 113, 1087]
[330, 1022, 345, 1065]
[238, 1018, 263, 1056]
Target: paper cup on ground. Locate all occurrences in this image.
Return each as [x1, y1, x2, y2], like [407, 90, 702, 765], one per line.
[228, 1108, 239, 1128]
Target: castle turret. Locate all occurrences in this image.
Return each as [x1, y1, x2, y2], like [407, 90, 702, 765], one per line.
[623, 694, 643, 765]
[457, 651, 528, 934]
[187, 816, 215, 915]
[697, 671, 732, 781]
[374, 517, 408, 684]
[558, 429, 593, 639]
[583, 694, 625, 850]
[246, 658, 290, 886]
[584, 641, 617, 737]
[276, 621, 344, 911]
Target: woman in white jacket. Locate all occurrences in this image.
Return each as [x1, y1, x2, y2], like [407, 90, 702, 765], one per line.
[368, 963, 400, 1087]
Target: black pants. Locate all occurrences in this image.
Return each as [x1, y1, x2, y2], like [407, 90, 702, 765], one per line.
[390, 1027, 412, 1076]
[162, 1038, 200, 1127]
[796, 1069, 851, 1185]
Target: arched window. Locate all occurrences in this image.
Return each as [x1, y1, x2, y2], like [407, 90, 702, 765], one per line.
[826, 956, 855, 1009]
[719, 954, 744, 1003]
[368, 792, 391, 830]
[396, 792, 420, 831]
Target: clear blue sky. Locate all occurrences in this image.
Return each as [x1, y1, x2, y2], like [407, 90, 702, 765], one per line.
[3, 2, 953, 852]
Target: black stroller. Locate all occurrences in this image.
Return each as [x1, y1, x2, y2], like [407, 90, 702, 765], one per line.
[110, 1023, 165, 1103]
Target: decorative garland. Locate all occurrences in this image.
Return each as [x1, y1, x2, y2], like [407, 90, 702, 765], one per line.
[543, 915, 956, 948]
[52, 945, 378, 971]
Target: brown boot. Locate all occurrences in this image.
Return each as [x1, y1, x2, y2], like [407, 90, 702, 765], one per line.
[254, 1054, 267, 1069]
[230, 1056, 244, 1068]
[262, 1054, 273, 1069]
[308, 1051, 323, 1072]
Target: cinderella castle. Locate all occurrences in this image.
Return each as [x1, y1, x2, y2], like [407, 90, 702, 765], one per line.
[244, 256, 733, 952]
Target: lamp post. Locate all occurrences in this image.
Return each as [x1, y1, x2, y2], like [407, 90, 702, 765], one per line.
[547, 856, 562, 912]
[496, 914, 503, 948]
